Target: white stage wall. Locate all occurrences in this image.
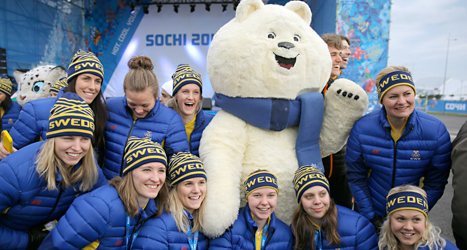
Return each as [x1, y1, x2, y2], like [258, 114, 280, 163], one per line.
[104, 4, 235, 98]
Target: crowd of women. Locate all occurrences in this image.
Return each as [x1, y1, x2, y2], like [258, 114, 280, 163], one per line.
[0, 49, 460, 250]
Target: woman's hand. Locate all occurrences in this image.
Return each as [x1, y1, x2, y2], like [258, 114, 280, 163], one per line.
[0, 143, 17, 160]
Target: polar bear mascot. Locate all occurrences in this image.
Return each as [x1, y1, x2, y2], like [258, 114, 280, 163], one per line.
[14, 65, 66, 106]
[200, 0, 369, 237]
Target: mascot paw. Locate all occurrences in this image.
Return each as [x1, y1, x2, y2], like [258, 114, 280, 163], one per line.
[327, 78, 369, 113]
[320, 78, 369, 157]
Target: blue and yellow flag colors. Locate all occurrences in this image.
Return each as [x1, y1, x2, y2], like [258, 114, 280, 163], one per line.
[171, 64, 202, 96]
[67, 49, 104, 82]
[50, 77, 68, 93]
[123, 136, 167, 175]
[46, 92, 94, 139]
[293, 165, 330, 203]
[386, 190, 429, 218]
[168, 152, 206, 187]
[377, 70, 416, 103]
[243, 170, 278, 199]
[0, 75, 13, 96]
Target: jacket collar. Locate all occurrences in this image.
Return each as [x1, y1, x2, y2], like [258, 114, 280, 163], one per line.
[243, 203, 276, 233]
[55, 161, 83, 182]
[139, 198, 159, 221]
[379, 106, 417, 131]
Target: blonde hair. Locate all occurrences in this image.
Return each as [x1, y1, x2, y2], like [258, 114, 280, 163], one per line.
[35, 138, 98, 192]
[375, 66, 411, 87]
[123, 56, 159, 99]
[166, 183, 206, 234]
[166, 91, 203, 118]
[378, 185, 446, 250]
[109, 172, 169, 218]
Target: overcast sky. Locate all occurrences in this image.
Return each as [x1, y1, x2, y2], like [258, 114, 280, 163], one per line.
[387, 0, 467, 85]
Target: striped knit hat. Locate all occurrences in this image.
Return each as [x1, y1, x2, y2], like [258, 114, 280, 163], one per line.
[0, 75, 13, 96]
[50, 77, 68, 93]
[293, 165, 330, 203]
[244, 170, 279, 199]
[123, 136, 167, 175]
[171, 64, 202, 96]
[168, 152, 206, 187]
[46, 92, 94, 139]
[67, 50, 104, 83]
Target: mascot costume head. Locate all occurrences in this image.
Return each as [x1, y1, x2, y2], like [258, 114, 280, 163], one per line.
[14, 65, 66, 106]
[199, 0, 368, 237]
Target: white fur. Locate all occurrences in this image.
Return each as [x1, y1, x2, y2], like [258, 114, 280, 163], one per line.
[320, 79, 369, 157]
[201, 0, 368, 237]
[14, 66, 66, 106]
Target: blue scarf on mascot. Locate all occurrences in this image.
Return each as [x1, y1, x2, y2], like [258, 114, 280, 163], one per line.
[214, 92, 324, 172]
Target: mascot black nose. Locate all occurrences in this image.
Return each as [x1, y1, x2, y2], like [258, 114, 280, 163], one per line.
[278, 42, 295, 49]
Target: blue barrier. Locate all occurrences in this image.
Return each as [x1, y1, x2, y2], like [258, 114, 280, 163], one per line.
[416, 99, 467, 114]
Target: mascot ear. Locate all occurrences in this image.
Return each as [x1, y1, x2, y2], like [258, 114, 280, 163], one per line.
[236, 0, 264, 23]
[47, 66, 67, 81]
[13, 69, 28, 85]
[284, 1, 312, 25]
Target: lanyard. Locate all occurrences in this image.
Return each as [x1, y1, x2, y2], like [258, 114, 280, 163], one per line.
[255, 221, 269, 250]
[314, 228, 322, 250]
[186, 225, 199, 250]
[125, 213, 141, 250]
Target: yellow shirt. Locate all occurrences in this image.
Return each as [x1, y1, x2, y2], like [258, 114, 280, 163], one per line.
[185, 114, 197, 144]
[387, 115, 408, 142]
[252, 214, 270, 250]
[307, 216, 321, 230]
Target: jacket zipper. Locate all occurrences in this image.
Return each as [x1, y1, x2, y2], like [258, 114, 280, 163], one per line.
[390, 126, 414, 188]
[46, 184, 64, 220]
[265, 228, 275, 247]
[189, 115, 205, 152]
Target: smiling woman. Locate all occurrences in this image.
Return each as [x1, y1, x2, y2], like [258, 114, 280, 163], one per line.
[166, 64, 214, 157]
[346, 66, 452, 232]
[209, 169, 294, 250]
[132, 152, 209, 250]
[2, 50, 108, 166]
[291, 165, 378, 250]
[0, 92, 106, 250]
[378, 185, 458, 250]
[38, 136, 169, 250]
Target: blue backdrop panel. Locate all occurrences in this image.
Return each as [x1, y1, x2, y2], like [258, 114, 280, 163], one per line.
[0, 0, 83, 75]
[83, 0, 144, 90]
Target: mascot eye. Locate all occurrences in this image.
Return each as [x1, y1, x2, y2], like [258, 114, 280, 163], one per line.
[32, 81, 44, 93]
[293, 35, 301, 42]
[267, 32, 276, 39]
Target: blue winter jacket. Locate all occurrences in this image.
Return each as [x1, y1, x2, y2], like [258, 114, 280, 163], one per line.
[417, 238, 459, 249]
[190, 110, 214, 156]
[209, 205, 294, 250]
[104, 97, 189, 179]
[2, 101, 21, 132]
[0, 141, 107, 250]
[346, 108, 451, 220]
[133, 209, 208, 250]
[382, 237, 458, 250]
[9, 97, 56, 149]
[302, 205, 378, 250]
[39, 184, 158, 250]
